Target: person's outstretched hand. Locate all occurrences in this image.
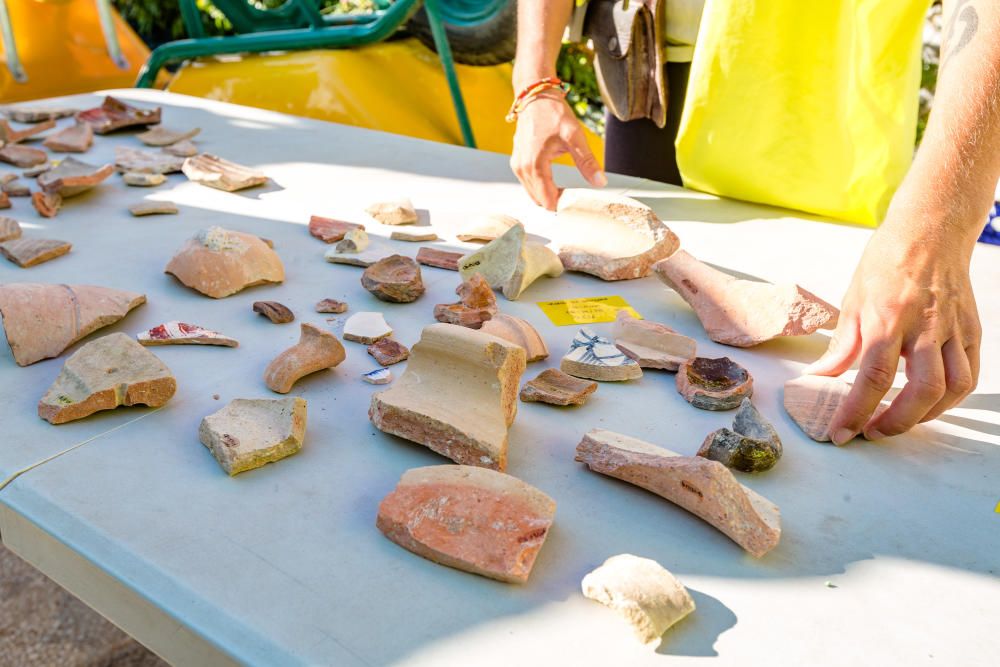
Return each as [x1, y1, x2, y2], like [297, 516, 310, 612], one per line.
[510, 95, 606, 210]
[804, 217, 981, 445]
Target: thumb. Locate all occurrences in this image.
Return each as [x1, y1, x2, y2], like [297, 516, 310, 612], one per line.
[802, 314, 861, 376]
[564, 126, 607, 187]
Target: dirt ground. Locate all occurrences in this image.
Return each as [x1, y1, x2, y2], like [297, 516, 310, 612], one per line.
[0, 542, 168, 667]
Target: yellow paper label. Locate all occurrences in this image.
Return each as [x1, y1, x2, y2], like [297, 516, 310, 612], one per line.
[536, 296, 641, 326]
[995, 500, 1000, 514]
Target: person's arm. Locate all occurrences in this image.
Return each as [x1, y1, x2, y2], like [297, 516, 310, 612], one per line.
[510, 0, 606, 209]
[805, 0, 997, 443]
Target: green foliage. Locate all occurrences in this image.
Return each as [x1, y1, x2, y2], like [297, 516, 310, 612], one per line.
[557, 42, 605, 134]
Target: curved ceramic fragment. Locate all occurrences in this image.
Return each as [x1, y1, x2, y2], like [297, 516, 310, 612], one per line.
[38, 333, 176, 424]
[137, 321, 238, 348]
[76, 96, 160, 134]
[369, 323, 527, 471]
[32, 191, 61, 217]
[480, 314, 549, 362]
[199, 397, 307, 475]
[376, 465, 556, 583]
[165, 227, 284, 298]
[0, 118, 56, 143]
[561, 328, 642, 382]
[3, 105, 77, 123]
[182, 153, 267, 192]
[458, 223, 563, 300]
[0, 144, 47, 168]
[308, 215, 363, 243]
[0, 283, 145, 366]
[519, 368, 596, 406]
[42, 123, 94, 153]
[38, 157, 114, 197]
[699, 398, 782, 472]
[129, 201, 178, 217]
[556, 189, 679, 281]
[253, 301, 294, 324]
[361, 255, 425, 303]
[0, 217, 21, 242]
[315, 298, 348, 314]
[415, 247, 462, 271]
[783, 375, 888, 443]
[114, 146, 184, 175]
[264, 323, 346, 393]
[390, 228, 439, 242]
[575, 429, 781, 557]
[343, 312, 392, 344]
[366, 198, 417, 225]
[122, 172, 166, 187]
[367, 338, 409, 366]
[163, 140, 198, 158]
[136, 126, 201, 147]
[582, 554, 695, 647]
[456, 213, 518, 243]
[0, 238, 71, 267]
[676, 357, 752, 410]
[613, 310, 695, 371]
[653, 250, 839, 347]
[433, 273, 497, 329]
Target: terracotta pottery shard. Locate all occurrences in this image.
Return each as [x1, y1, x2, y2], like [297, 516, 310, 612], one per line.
[456, 213, 518, 243]
[0, 238, 71, 267]
[335, 228, 370, 253]
[676, 357, 753, 410]
[114, 146, 185, 175]
[699, 398, 782, 472]
[308, 215, 364, 243]
[366, 198, 418, 225]
[783, 375, 888, 444]
[315, 298, 347, 314]
[253, 301, 294, 324]
[575, 429, 781, 557]
[0, 118, 56, 143]
[137, 321, 238, 348]
[480, 314, 549, 362]
[38, 157, 114, 197]
[0, 216, 22, 242]
[343, 311, 392, 344]
[23, 163, 53, 178]
[458, 223, 564, 300]
[520, 368, 597, 406]
[653, 249, 839, 347]
[162, 140, 198, 158]
[129, 201, 178, 217]
[582, 554, 695, 647]
[76, 96, 161, 134]
[416, 247, 462, 271]
[42, 123, 94, 153]
[264, 323, 346, 393]
[0, 144, 48, 168]
[38, 333, 176, 425]
[363, 368, 393, 384]
[3, 105, 77, 123]
[376, 465, 556, 583]
[561, 328, 642, 382]
[0, 283, 145, 366]
[165, 227, 284, 298]
[361, 255, 425, 303]
[433, 273, 498, 329]
[122, 171, 166, 187]
[369, 323, 527, 471]
[391, 228, 439, 242]
[2, 180, 30, 197]
[367, 338, 410, 366]
[31, 192, 62, 217]
[613, 310, 696, 371]
[182, 153, 267, 192]
[199, 397, 307, 476]
[136, 125, 201, 147]
[556, 189, 680, 281]
[0, 174, 15, 185]
[0, 192, 8, 209]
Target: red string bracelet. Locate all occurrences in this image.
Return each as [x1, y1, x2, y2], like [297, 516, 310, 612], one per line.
[506, 77, 570, 122]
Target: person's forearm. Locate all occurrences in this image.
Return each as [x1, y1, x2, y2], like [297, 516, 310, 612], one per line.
[513, 0, 574, 90]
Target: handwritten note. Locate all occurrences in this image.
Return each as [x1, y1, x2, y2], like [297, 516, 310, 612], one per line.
[536, 296, 641, 326]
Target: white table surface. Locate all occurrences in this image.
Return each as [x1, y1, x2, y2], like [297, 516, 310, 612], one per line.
[1, 90, 998, 667]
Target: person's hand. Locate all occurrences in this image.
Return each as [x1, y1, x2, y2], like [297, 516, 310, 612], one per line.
[510, 94, 606, 210]
[803, 216, 981, 444]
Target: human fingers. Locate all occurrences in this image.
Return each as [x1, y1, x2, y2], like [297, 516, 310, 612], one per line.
[920, 336, 976, 422]
[802, 311, 861, 376]
[563, 124, 607, 187]
[863, 336, 947, 439]
[828, 334, 901, 445]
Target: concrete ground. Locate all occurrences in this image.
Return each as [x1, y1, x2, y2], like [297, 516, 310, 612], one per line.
[0, 542, 167, 666]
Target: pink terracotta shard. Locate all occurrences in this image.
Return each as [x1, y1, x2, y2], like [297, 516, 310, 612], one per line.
[520, 368, 597, 406]
[76, 96, 161, 134]
[415, 247, 462, 271]
[38, 158, 114, 197]
[129, 201, 178, 217]
[182, 153, 267, 192]
[315, 298, 347, 314]
[42, 123, 94, 153]
[676, 357, 753, 411]
[367, 338, 410, 366]
[3, 105, 77, 123]
[433, 273, 497, 329]
[38, 333, 176, 424]
[0, 238, 71, 267]
[136, 125, 201, 147]
[361, 255, 425, 303]
[253, 301, 294, 324]
[165, 227, 284, 298]
[366, 198, 417, 225]
[0, 118, 56, 143]
[480, 314, 549, 362]
[137, 321, 238, 348]
[613, 310, 696, 371]
[199, 397, 307, 475]
[575, 429, 781, 557]
[369, 323, 527, 471]
[653, 250, 839, 347]
[31, 192, 61, 217]
[308, 215, 364, 243]
[376, 465, 556, 583]
[458, 223, 564, 300]
[0, 283, 146, 366]
[0, 144, 48, 168]
[783, 375, 888, 444]
[114, 146, 185, 175]
[264, 323, 346, 393]
[556, 189, 679, 281]
[0, 216, 22, 242]
[0, 192, 8, 209]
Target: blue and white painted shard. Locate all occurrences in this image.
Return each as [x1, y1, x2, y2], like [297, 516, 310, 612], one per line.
[565, 328, 638, 368]
[362, 367, 393, 385]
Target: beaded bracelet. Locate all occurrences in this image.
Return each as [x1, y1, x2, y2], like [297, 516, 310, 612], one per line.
[506, 77, 570, 122]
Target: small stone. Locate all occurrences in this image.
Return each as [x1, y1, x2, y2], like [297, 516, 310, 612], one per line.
[165, 227, 284, 298]
[162, 140, 198, 158]
[0, 238, 71, 267]
[519, 368, 597, 406]
[457, 223, 564, 300]
[783, 375, 888, 443]
[582, 554, 695, 647]
[129, 201, 178, 217]
[561, 328, 643, 382]
[38, 157, 114, 197]
[433, 273, 497, 329]
[182, 153, 267, 192]
[38, 333, 176, 424]
[0, 118, 56, 143]
[362, 368, 393, 385]
[456, 213, 518, 243]
[76, 96, 161, 134]
[308, 215, 363, 243]
[367, 338, 409, 366]
[415, 247, 462, 271]
[343, 311, 392, 344]
[42, 122, 94, 153]
[613, 310, 696, 371]
[698, 398, 782, 472]
[676, 357, 753, 410]
[114, 146, 185, 175]
[335, 227, 370, 253]
[366, 198, 417, 225]
[376, 465, 556, 583]
[0, 144, 48, 168]
[136, 125, 201, 147]
[315, 298, 348, 314]
[390, 228, 439, 242]
[122, 171, 166, 187]
[361, 255, 425, 303]
[0, 216, 22, 242]
[137, 321, 238, 348]
[2, 180, 30, 197]
[213, 394, 220, 400]
[253, 301, 294, 324]
[199, 397, 307, 476]
[32, 191, 62, 217]
[264, 323, 346, 393]
[480, 314, 549, 362]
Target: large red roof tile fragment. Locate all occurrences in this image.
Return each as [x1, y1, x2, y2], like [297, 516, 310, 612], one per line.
[612, 310, 695, 371]
[376, 465, 556, 583]
[165, 226, 284, 298]
[575, 429, 781, 557]
[76, 96, 161, 134]
[199, 397, 307, 475]
[433, 273, 497, 329]
[783, 375, 888, 443]
[264, 323, 346, 393]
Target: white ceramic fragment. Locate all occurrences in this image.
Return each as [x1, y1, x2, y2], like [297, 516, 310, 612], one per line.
[343, 311, 393, 344]
[362, 368, 393, 385]
[366, 198, 418, 225]
[136, 321, 238, 348]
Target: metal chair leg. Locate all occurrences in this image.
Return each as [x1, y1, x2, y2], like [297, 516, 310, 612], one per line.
[95, 0, 128, 70]
[0, 0, 26, 82]
[422, 0, 477, 149]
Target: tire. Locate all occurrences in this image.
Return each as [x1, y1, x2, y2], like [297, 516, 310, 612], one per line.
[405, 0, 517, 66]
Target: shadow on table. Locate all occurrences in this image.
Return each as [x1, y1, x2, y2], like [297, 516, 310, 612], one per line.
[657, 588, 737, 657]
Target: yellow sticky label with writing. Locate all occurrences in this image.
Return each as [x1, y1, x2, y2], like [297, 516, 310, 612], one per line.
[995, 500, 1000, 514]
[536, 296, 641, 326]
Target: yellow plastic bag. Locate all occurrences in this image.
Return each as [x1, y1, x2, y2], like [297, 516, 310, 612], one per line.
[675, 0, 928, 226]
